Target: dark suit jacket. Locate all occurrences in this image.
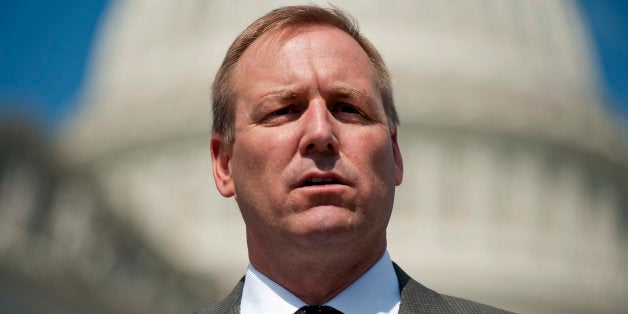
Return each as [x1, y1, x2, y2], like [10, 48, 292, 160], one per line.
[196, 263, 512, 313]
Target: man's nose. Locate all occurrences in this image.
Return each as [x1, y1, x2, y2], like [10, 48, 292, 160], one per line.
[299, 101, 339, 156]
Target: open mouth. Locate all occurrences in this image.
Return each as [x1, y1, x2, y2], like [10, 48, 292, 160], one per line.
[301, 177, 342, 187]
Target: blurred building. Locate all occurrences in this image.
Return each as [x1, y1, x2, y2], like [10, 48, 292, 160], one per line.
[0, 122, 214, 313]
[57, 0, 628, 313]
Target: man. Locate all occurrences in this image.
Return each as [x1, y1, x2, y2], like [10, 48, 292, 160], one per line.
[200, 5, 510, 314]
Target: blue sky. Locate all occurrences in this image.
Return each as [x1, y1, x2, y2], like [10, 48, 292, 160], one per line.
[0, 1, 626, 135]
[0, 0, 107, 131]
[578, 0, 628, 120]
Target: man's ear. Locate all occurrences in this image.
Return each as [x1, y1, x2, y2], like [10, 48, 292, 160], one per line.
[391, 130, 403, 186]
[211, 133, 235, 197]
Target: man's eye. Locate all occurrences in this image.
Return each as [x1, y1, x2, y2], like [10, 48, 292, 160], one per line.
[259, 105, 300, 124]
[333, 103, 361, 115]
[271, 105, 298, 116]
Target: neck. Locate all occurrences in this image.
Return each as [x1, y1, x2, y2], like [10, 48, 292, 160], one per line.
[247, 233, 387, 305]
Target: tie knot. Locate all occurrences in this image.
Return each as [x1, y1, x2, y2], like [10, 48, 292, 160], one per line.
[295, 305, 343, 314]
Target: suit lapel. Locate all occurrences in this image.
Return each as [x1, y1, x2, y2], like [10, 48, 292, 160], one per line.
[203, 276, 244, 314]
[393, 263, 453, 313]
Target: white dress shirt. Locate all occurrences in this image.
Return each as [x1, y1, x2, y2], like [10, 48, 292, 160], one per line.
[240, 251, 400, 314]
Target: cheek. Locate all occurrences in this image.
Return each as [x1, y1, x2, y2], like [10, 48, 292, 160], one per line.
[349, 131, 397, 185]
[231, 129, 299, 185]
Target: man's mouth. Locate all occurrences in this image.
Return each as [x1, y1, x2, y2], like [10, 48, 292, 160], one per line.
[302, 177, 342, 187]
[296, 172, 348, 188]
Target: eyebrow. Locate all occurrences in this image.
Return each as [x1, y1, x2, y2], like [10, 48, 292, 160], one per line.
[329, 86, 377, 107]
[256, 85, 377, 107]
[259, 89, 300, 102]
[250, 89, 301, 118]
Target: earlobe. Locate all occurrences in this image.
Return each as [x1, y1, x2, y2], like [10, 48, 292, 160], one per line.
[391, 130, 403, 186]
[211, 133, 236, 197]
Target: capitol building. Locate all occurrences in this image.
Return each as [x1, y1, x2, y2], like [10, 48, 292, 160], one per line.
[2, 1, 625, 313]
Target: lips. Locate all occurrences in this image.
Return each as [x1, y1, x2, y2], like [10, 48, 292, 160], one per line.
[303, 177, 341, 186]
[296, 172, 348, 188]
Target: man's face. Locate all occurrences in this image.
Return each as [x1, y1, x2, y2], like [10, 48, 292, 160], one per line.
[212, 26, 403, 251]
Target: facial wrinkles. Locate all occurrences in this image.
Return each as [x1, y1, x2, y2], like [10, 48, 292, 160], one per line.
[282, 31, 380, 189]
[233, 26, 391, 196]
[237, 26, 384, 124]
[276, 27, 374, 100]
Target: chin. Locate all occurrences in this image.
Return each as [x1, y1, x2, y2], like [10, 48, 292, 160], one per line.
[290, 206, 358, 240]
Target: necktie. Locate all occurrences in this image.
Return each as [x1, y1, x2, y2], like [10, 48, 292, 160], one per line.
[294, 305, 344, 314]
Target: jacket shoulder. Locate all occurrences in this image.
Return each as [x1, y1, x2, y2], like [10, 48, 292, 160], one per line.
[441, 294, 514, 314]
[393, 263, 514, 313]
[194, 277, 244, 314]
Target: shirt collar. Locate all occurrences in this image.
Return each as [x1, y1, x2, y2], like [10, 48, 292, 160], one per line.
[240, 251, 400, 314]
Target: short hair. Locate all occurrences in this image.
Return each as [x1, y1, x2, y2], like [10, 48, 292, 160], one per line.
[211, 5, 398, 143]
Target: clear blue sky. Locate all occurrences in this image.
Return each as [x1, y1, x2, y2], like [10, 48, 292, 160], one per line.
[0, 0, 107, 131]
[0, 1, 626, 135]
[578, 0, 628, 121]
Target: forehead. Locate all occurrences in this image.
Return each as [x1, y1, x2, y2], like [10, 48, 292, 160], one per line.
[243, 24, 365, 61]
[232, 25, 378, 98]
